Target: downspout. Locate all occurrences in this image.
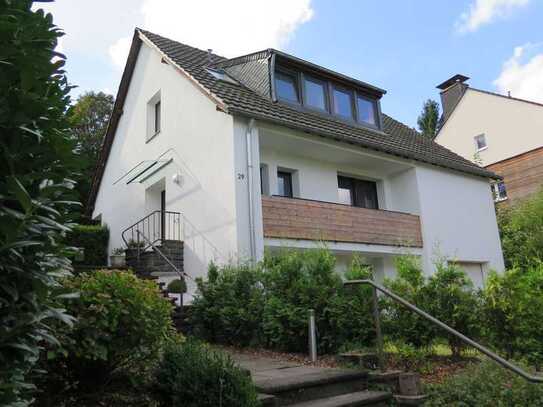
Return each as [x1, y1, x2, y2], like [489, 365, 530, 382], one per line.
[246, 118, 256, 261]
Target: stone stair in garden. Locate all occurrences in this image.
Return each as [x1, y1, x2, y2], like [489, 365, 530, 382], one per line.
[125, 240, 184, 278]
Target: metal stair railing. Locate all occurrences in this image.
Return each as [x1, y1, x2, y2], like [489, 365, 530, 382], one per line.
[344, 279, 543, 383]
[121, 210, 182, 251]
[136, 230, 190, 281]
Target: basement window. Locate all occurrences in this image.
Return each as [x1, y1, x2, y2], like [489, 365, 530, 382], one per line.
[491, 181, 507, 202]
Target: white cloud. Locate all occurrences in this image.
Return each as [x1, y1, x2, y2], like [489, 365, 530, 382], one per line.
[109, 37, 132, 69]
[456, 0, 529, 33]
[493, 43, 543, 103]
[139, 0, 314, 58]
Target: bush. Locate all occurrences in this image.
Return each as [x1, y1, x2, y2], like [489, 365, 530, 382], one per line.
[482, 265, 543, 367]
[191, 249, 376, 354]
[498, 189, 543, 269]
[383, 256, 435, 348]
[425, 361, 543, 406]
[0, 2, 78, 405]
[152, 339, 258, 407]
[167, 278, 187, 294]
[37, 270, 176, 406]
[424, 261, 481, 358]
[69, 224, 109, 266]
[325, 257, 375, 350]
[191, 262, 264, 346]
[261, 248, 343, 353]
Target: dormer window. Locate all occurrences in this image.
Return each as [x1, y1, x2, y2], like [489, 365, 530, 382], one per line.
[275, 70, 299, 103]
[273, 64, 382, 130]
[332, 86, 354, 119]
[304, 76, 327, 111]
[357, 95, 377, 126]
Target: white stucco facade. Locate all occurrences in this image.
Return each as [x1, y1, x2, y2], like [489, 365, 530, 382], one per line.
[93, 40, 504, 297]
[436, 88, 543, 166]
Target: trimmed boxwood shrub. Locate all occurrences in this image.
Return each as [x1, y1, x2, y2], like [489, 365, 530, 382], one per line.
[36, 270, 177, 406]
[152, 339, 258, 407]
[69, 224, 109, 266]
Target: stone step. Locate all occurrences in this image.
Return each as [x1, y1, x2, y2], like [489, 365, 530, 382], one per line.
[289, 391, 391, 407]
[255, 367, 370, 405]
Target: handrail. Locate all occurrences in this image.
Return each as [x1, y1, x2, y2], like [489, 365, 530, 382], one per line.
[136, 230, 190, 281]
[344, 279, 543, 383]
[121, 210, 182, 249]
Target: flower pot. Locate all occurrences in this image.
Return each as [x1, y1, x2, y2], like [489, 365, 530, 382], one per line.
[110, 254, 126, 268]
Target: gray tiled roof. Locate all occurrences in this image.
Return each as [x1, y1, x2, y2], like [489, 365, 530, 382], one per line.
[140, 29, 497, 179]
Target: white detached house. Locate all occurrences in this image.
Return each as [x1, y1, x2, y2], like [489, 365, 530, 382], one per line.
[89, 29, 504, 299]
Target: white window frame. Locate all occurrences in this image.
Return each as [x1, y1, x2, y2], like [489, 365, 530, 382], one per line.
[146, 90, 162, 142]
[474, 133, 487, 152]
[491, 180, 507, 202]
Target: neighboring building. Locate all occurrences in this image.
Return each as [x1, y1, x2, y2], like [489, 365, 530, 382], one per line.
[88, 29, 504, 298]
[435, 74, 543, 204]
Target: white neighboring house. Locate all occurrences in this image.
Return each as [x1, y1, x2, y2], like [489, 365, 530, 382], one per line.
[434, 74, 543, 204]
[89, 29, 504, 299]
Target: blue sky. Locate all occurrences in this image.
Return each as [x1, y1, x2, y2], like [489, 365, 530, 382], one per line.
[42, 0, 543, 128]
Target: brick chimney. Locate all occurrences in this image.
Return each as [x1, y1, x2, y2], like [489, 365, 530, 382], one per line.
[436, 74, 470, 122]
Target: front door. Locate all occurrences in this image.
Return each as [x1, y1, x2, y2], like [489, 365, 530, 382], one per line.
[160, 190, 166, 241]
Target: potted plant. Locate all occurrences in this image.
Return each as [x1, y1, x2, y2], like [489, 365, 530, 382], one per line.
[110, 247, 126, 267]
[167, 278, 187, 307]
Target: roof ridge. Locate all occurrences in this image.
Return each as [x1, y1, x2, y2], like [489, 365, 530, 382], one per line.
[136, 28, 227, 62]
[469, 86, 543, 109]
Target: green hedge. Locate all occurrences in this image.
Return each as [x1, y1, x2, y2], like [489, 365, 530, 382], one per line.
[69, 224, 109, 266]
[191, 249, 375, 354]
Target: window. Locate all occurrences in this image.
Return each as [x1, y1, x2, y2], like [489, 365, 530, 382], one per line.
[475, 134, 487, 151]
[337, 176, 378, 209]
[332, 87, 354, 119]
[146, 90, 161, 141]
[304, 76, 327, 111]
[491, 181, 507, 202]
[275, 71, 299, 103]
[277, 171, 293, 198]
[154, 101, 161, 134]
[260, 164, 269, 195]
[357, 95, 377, 126]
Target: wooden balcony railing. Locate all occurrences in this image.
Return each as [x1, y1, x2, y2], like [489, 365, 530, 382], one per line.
[262, 196, 423, 247]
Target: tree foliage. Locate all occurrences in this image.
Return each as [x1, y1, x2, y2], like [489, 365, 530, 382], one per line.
[0, 1, 78, 405]
[67, 91, 114, 214]
[417, 99, 440, 139]
[497, 189, 543, 269]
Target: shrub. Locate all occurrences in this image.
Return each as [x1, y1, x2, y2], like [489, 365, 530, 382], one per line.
[325, 257, 375, 350]
[497, 189, 543, 269]
[69, 224, 109, 266]
[37, 270, 176, 405]
[191, 262, 264, 346]
[167, 278, 187, 294]
[0, 2, 78, 405]
[482, 265, 543, 367]
[424, 261, 481, 358]
[425, 361, 543, 406]
[261, 248, 343, 353]
[383, 255, 434, 348]
[152, 339, 258, 407]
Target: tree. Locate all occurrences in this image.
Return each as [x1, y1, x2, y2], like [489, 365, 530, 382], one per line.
[0, 1, 77, 404]
[68, 91, 114, 213]
[417, 99, 440, 139]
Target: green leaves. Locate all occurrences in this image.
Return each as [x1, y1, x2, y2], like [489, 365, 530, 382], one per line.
[0, 1, 78, 405]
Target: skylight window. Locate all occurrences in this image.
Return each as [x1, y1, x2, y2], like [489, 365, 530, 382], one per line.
[275, 71, 299, 103]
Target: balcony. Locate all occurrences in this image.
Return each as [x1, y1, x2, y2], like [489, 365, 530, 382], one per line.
[262, 196, 423, 248]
